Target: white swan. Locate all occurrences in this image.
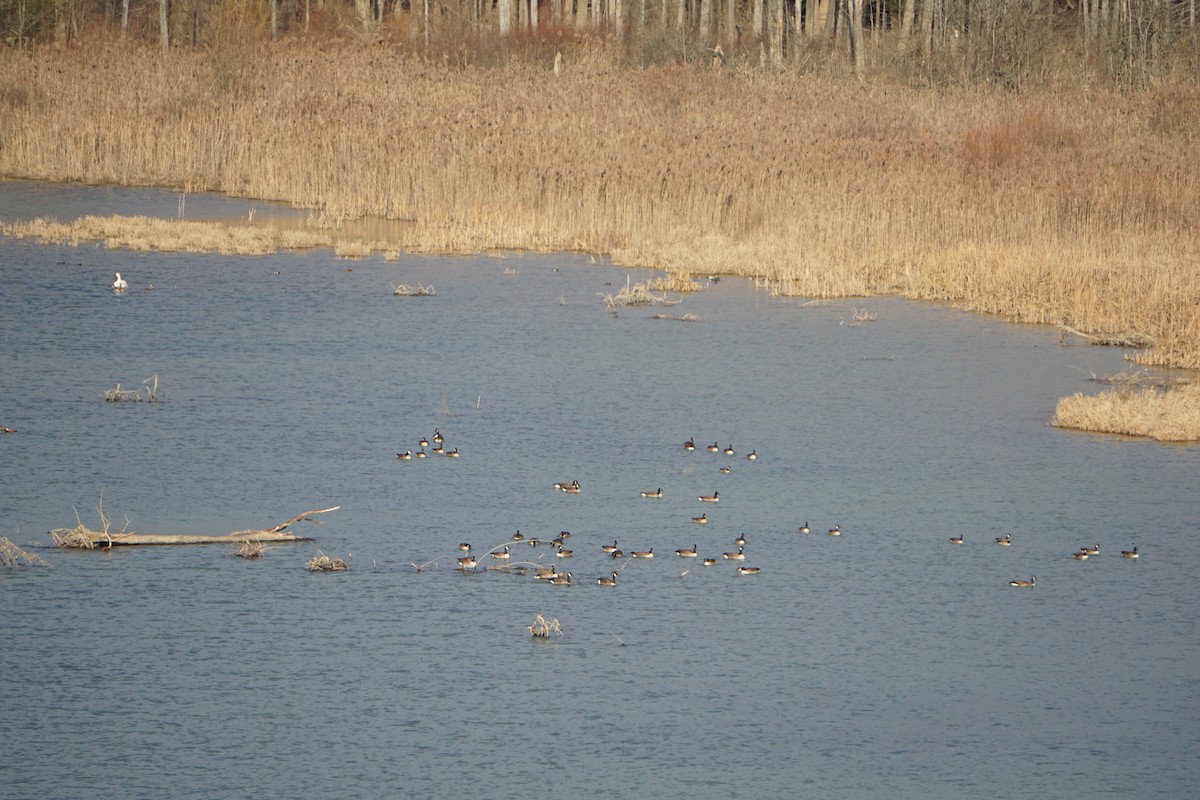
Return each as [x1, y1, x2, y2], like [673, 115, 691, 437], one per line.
[112, 272, 128, 291]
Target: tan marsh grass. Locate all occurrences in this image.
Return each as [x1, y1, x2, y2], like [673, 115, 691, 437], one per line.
[2, 43, 1197, 436]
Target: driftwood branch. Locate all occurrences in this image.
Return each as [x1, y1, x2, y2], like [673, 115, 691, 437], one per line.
[51, 504, 340, 548]
[1058, 324, 1154, 349]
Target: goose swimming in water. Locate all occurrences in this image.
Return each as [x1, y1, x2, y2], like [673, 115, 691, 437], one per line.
[746, 450, 757, 461]
[597, 572, 618, 586]
[112, 272, 128, 291]
[827, 525, 842, 536]
[397, 450, 413, 460]
[692, 513, 708, 524]
[641, 488, 663, 498]
[684, 438, 695, 451]
[995, 534, 1012, 546]
[456, 555, 478, 570]
[675, 544, 698, 558]
[723, 546, 746, 561]
[631, 548, 654, 559]
[699, 491, 719, 503]
[549, 571, 573, 585]
[798, 522, 810, 534]
[707, 442, 720, 452]
[1080, 544, 1101, 556]
[949, 534, 964, 545]
[601, 540, 619, 554]
[1121, 546, 1140, 559]
[737, 566, 762, 575]
[702, 557, 719, 566]
[1009, 576, 1037, 588]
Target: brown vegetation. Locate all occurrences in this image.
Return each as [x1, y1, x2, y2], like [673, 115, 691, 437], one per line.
[1, 16, 1197, 437]
[1054, 383, 1200, 443]
[1, 536, 50, 567]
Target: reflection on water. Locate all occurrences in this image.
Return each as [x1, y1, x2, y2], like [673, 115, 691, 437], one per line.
[2, 181, 1199, 800]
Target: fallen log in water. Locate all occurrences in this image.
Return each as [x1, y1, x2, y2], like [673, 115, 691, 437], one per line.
[51, 506, 340, 549]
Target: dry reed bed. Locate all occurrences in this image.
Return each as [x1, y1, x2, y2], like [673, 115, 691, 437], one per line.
[1054, 383, 1200, 443]
[2, 44, 1198, 377]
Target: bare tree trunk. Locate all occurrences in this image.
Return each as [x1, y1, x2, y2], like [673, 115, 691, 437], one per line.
[920, 0, 934, 55]
[770, 0, 783, 61]
[121, 0, 129, 40]
[500, 0, 512, 34]
[700, 0, 711, 39]
[847, 0, 864, 76]
[897, 0, 916, 53]
[271, 0, 278, 40]
[726, 0, 736, 46]
[753, 0, 764, 40]
[158, 0, 169, 48]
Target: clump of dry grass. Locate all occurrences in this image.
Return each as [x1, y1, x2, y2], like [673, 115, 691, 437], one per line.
[392, 282, 436, 296]
[599, 275, 681, 312]
[2, 215, 337, 255]
[1, 536, 50, 567]
[234, 539, 265, 559]
[1054, 383, 1200, 442]
[305, 550, 350, 571]
[103, 383, 143, 403]
[528, 612, 562, 639]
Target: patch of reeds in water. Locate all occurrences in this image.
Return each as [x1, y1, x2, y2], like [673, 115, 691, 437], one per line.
[1054, 382, 1200, 443]
[528, 613, 562, 639]
[1, 536, 50, 567]
[306, 550, 350, 571]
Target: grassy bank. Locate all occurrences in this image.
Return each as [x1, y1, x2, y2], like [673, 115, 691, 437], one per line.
[1, 40, 1197, 436]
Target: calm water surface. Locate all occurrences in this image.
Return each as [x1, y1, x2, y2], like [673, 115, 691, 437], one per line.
[2, 181, 1198, 799]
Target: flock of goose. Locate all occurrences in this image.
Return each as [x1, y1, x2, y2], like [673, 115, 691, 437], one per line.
[396, 429, 460, 460]
[952, 531, 1142, 589]
[437, 435, 781, 587]
[406, 429, 1144, 588]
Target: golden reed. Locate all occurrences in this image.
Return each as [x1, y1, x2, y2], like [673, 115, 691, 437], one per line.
[1, 42, 1197, 436]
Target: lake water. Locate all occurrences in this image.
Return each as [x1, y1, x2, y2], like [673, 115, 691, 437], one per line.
[2, 180, 1198, 799]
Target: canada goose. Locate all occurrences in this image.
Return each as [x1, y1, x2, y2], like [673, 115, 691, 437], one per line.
[415, 450, 427, 458]
[445, 448, 460, 457]
[675, 544, 698, 558]
[699, 491, 719, 503]
[397, 450, 413, 460]
[723, 546, 746, 561]
[556, 548, 573, 558]
[456, 555, 478, 569]
[828, 525, 842, 536]
[723, 445, 735, 456]
[550, 536, 565, 548]
[798, 522, 810, 534]
[1009, 576, 1037, 588]
[558, 531, 572, 539]
[995, 534, 1012, 546]
[707, 442, 720, 452]
[527, 538, 541, 547]
[512, 531, 524, 541]
[719, 466, 731, 474]
[549, 571, 573, 585]
[112, 272, 128, 290]
[702, 557, 719, 566]
[949, 534, 964, 545]
[601, 540, 619, 554]
[458, 543, 471, 552]
[610, 549, 625, 559]
[597, 572, 618, 586]
[746, 450, 757, 461]
[735, 535, 748, 548]
[692, 513, 708, 524]
[430, 445, 445, 455]
[1121, 546, 1139, 559]
[641, 488, 663, 498]
[491, 546, 510, 560]
[1072, 551, 1089, 560]
[560, 481, 582, 494]
[631, 548, 654, 559]
[737, 566, 762, 575]
[0, 426, 15, 434]
[433, 429, 444, 443]
[1081, 544, 1101, 556]
[684, 438, 696, 451]
[419, 437, 430, 447]
[534, 566, 558, 580]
